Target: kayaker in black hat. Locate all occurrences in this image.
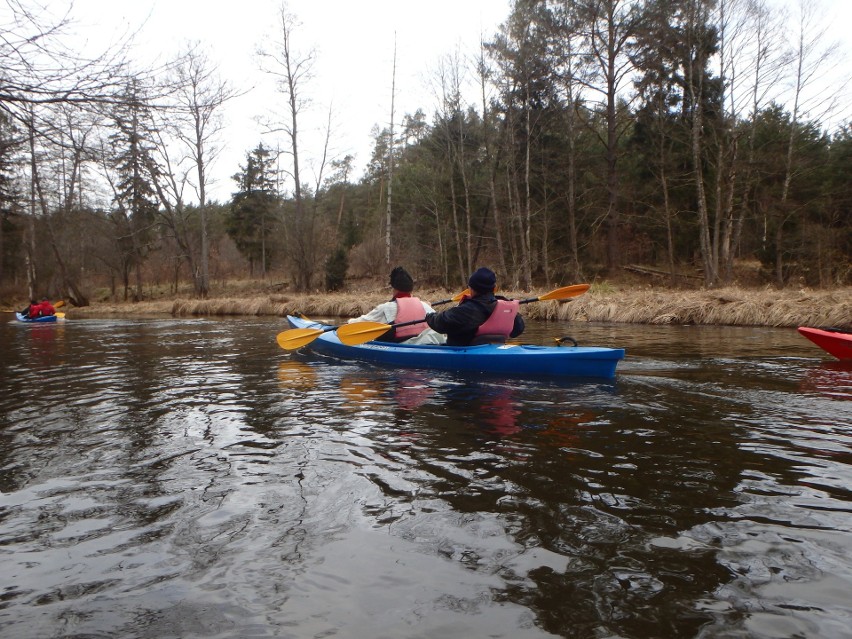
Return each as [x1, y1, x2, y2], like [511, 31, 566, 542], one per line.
[347, 266, 445, 344]
[425, 267, 525, 346]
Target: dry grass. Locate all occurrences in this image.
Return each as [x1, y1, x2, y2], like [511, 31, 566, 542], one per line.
[52, 284, 852, 329]
[546, 286, 851, 327]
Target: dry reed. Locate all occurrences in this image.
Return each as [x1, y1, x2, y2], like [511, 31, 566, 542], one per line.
[57, 285, 851, 329]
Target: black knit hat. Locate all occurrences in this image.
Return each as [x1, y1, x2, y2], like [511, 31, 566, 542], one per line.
[389, 266, 414, 292]
[468, 267, 496, 293]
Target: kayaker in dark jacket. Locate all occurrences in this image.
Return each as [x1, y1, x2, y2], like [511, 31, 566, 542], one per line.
[425, 267, 525, 346]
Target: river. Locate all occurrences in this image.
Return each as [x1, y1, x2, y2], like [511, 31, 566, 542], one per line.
[1, 315, 850, 638]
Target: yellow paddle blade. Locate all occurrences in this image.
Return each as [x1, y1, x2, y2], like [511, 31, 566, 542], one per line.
[54, 300, 65, 309]
[55, 312, 65, 319]
[276, 327, 325, 350]
[537, 283, 590, 301]
[336, 321, 394, 346]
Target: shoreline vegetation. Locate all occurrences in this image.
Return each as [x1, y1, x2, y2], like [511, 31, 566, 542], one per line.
[12, 283, 849, 329]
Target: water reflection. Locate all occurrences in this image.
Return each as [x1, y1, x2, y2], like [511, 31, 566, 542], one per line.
[277, 359, 317, 392]
[799, 361, 852, 400]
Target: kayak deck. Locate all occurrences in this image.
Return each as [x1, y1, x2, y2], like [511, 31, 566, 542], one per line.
[14, 312, 61, 323]
[798, 326, 852, 361]
[286, 315, 625, 379]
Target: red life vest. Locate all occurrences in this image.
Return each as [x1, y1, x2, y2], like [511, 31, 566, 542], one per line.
[393, 296, 427, 339]
[474, 299, 519, 340]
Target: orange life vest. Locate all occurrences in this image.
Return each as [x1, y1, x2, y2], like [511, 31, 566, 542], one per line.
[474, 299, 519, 340]
[393, 296, 427, 339]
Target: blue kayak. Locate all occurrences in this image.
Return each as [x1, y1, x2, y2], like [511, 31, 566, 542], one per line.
[15, 312, 62, 323]
[286, 315, 625, 379]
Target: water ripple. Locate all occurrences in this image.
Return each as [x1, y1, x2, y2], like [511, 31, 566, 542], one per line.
[1, 317, 851, 637]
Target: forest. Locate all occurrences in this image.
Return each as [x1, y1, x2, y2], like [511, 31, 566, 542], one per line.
[1, 0, 849, 308]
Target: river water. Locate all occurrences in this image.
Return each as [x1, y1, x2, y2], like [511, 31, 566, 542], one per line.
[1, 314, 850, 638]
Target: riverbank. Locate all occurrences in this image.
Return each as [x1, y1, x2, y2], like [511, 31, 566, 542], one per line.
[51, 284, 851, 328]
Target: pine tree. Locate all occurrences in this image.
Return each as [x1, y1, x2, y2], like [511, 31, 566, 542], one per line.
[227, 144, 280, 277]
[108, 79, 160, 301]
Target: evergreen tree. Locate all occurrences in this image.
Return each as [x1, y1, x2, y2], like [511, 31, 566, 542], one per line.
[227, 143, 280, 276]
[0, 113, 23, 284]
[108, 79, 160, 301]
[324, 246, 348, 291]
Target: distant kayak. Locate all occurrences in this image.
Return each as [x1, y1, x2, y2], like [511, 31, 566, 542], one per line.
[14, 312, 63, 323]
[797, 327, 852, 361]
[285, 315, 625, 379]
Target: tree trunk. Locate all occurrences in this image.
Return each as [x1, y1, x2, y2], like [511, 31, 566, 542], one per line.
[521, 82, 533, 290]
[479, 49, 509, 279]
[385, 37, 396, 266]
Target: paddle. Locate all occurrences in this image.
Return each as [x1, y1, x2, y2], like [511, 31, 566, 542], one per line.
[335, 283, 591, 346]
[276, 323, 337, 350]
[431, 286, 501, 306]
[431, 289, 470, 306]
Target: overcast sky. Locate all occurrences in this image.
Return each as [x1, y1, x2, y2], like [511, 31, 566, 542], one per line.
[65, 0, 851, 203]
[68, 0, 510, 202]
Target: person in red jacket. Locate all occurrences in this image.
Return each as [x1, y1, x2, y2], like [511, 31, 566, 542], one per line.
[25, 297, 56, 318]
[38, 298, 56, 317]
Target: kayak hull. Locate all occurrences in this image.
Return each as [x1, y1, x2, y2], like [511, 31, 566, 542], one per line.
[286, 315, 625, 379]
[15, 312, 61, 323]
[798, 327, 852, 361]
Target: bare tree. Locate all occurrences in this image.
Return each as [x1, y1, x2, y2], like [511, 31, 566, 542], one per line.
[682, 0, 719, 285]
[0, 2, 130, 126]
[24, 104, 93, 305]
[145, 124, 203, 292]
[1, 0, 131, 302]
[431, 50, 473, 286]
[576, 0, 641, 272]
[489, 1, 550, 290]
[548, 0, 592, 282]
[258, 3, 317, 291]
[773, 0, 842, 285]
[476, 39, 509, 280]
[721, 0, 788, 282]
[167, 45, 237, 297]
[386, 35, 396, 266]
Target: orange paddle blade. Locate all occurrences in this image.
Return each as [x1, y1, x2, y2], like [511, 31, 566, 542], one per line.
[537, 283, 590, 301]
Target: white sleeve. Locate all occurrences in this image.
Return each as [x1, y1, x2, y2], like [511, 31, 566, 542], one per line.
[348, 301, 397, 324]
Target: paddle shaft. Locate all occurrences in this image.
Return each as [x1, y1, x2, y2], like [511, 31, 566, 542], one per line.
[383, 294, 541, 332]
[431, 289, 470, 306]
